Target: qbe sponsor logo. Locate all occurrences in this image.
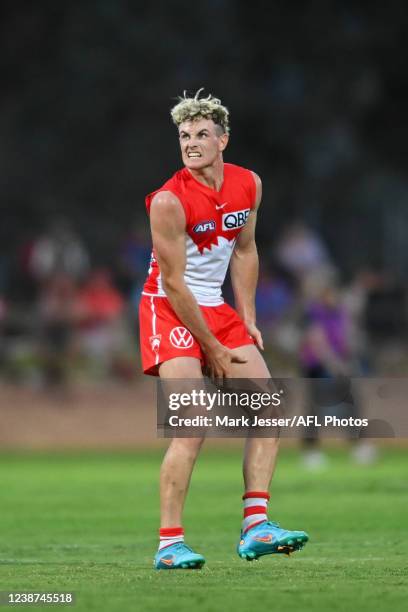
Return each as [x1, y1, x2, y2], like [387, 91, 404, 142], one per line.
[222, 209, 250, 230]
[169, 327, 194, 349]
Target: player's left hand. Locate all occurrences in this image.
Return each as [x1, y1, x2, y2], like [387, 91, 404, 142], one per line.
[245, 322, 264, 351]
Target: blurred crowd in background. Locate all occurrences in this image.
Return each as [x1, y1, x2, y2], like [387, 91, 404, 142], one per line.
[0, 214, 407, 390]
[1, 0, 407, 389]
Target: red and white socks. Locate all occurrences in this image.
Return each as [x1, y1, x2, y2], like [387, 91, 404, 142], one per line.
[158, 527, 184, 551]
[242, 491, 270, 533]
[158, 492, 270, 549]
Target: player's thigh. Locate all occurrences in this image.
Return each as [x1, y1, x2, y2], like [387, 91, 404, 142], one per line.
[228, 344, 271, 378]
[159, 356, 203, 379]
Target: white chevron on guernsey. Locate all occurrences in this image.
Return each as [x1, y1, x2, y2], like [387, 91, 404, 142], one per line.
[143, 235, 236, 306]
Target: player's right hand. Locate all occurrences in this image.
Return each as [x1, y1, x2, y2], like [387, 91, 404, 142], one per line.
[203, 342, 247, 379]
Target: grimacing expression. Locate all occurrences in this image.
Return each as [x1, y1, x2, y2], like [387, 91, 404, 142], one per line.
[178, 118, 229, 170]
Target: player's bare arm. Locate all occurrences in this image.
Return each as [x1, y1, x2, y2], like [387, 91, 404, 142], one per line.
[230, 172, 264, 350]
[150, 190, 246, 377]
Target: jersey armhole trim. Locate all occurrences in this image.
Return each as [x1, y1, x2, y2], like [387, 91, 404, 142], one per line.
[146, 188, 190, 226]
[248, 170, 258, 210]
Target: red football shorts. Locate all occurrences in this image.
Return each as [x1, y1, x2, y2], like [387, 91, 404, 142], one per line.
[139, 295, 255, 376]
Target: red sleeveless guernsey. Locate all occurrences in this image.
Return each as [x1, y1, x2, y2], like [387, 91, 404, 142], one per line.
[142, 163, 256, 306]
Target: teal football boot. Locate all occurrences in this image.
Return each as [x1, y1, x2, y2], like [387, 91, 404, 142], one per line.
[238, 521, 309, 560]
[154, 543, 205, 570]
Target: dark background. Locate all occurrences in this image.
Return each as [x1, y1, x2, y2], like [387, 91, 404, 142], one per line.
[1, 0, 408, 388]
[2, 0, 407, 275]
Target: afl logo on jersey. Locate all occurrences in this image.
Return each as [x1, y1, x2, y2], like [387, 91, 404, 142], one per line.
[222, 209, 250, 230]
[193, 220, 216, 233]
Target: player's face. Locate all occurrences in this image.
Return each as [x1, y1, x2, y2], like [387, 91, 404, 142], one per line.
[178, 118, 228, 170]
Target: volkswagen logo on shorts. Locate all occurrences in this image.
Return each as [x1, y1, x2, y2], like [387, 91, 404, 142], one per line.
[169, 327, 194, 349]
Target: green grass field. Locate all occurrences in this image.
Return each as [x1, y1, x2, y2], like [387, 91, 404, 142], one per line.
[0, 447, 407, 611]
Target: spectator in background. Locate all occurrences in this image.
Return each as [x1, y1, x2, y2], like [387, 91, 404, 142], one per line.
[37, 273, 80, 389]
[255, 268, 296, 346]
[342, 268, 381, 375]
[76, 269, 125, 376]
[256, 269, 295, 325]
[29, 217, 89, 285]
[300, 283, 352, 379]
[117, 225, 151, 305]
[275, 222, 333, 288]
[299, 281, 376, 468]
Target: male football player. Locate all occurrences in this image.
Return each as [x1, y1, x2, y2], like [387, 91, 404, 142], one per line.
[139, 90, 309, 569]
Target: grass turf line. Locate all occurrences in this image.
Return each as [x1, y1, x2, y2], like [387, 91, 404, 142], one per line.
[0, 448, 407, 611]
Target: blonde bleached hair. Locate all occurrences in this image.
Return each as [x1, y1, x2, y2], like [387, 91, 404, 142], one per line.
[170, 88, 230, 135]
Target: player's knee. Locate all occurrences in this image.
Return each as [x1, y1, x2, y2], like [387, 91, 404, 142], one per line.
[173, 437, 205, 457]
